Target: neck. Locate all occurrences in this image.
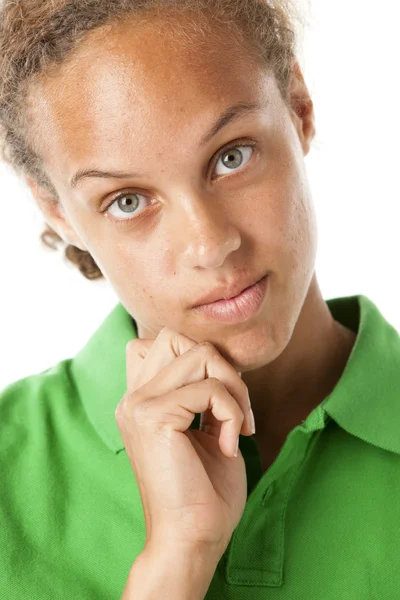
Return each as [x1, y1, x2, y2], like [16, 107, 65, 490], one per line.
[241, 275, 357, 456]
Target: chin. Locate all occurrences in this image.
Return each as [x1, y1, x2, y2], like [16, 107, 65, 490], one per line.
[211, 319, 282, 373]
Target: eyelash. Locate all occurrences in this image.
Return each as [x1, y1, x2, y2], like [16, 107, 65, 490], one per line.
[103, 137, 258, 223]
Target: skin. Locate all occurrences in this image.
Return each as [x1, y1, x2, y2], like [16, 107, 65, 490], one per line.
[25, 14, 357, 471]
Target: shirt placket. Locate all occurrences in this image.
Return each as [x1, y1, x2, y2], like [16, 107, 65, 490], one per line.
[219, 423, 322, 587]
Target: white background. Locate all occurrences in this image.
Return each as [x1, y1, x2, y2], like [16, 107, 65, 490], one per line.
[1, 0, 399, 390]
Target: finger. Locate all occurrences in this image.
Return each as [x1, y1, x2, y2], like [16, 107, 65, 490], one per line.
[134, 340, 253, 436]
[136, 327, 198, 387]
[129, 342, 246, 436]
[185, 343, 252, 436]
[126, 328, 197, 391]
[200, 375, 242, 434]
[199, 408, 221, 438]
[151, 378, 244, 458]
[124, 339, 153, 392]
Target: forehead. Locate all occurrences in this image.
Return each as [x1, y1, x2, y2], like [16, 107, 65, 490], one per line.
[29, 13, 276, 181]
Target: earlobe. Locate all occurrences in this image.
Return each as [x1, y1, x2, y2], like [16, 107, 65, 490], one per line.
[24, 176, 88, 252]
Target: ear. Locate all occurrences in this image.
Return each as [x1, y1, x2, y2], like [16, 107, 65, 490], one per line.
[25, 177, 88, 252]
[288, 60, 316, 156]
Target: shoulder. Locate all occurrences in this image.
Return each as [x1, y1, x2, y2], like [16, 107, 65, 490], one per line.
[0, 359, 75, 403]
[0, 360, 76, 447]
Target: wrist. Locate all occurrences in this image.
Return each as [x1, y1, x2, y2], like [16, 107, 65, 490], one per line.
[122, 544, 221, 600]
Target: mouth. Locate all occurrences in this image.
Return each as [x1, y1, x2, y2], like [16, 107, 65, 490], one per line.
[192, 272, 269, 308]
[191, 274, 269, 324]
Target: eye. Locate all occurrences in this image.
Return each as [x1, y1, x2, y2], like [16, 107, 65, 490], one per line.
[106, 192, 149, 221]
[213, 145, 254, 177]
[104, 142, 256, 221]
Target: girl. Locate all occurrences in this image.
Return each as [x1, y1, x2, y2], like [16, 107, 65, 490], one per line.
[0, 1, 398, 598]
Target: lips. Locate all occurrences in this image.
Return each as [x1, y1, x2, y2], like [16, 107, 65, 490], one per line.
[192, 274, 269, 323]
[192, 272, 268, 308]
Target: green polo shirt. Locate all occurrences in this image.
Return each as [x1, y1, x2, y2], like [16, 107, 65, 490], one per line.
[1, 294, 400, 599]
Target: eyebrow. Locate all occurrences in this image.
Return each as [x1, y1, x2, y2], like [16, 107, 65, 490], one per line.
[69, 101, 264, 189]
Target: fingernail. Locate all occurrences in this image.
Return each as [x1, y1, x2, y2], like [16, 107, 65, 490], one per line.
[234, 437, 239, 457]
[249, 409, 256, 435]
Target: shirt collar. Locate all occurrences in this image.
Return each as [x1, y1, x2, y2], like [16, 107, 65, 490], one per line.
[70, 294, 400, 454]
[70, 302, 138, 453]
[320, 294, 400, 455]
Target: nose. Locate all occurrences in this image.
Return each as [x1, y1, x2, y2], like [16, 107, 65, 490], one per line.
[178, 193, 242, 270]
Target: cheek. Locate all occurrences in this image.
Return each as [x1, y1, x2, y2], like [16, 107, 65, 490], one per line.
[113, 241, 176, 301]
[247, 185, 296, 250]
[137, 241, 176, 284]
[268, 163, 315, 249]
[280, 197, 318, 285]
[249, 180, 317, 280]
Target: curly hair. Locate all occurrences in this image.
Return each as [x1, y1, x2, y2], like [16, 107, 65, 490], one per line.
[0, 0, 307, 280]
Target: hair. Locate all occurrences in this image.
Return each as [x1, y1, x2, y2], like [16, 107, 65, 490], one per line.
[0, 0, 307, 281]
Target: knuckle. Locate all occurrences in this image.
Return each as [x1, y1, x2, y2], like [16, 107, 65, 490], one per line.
[195, 341, 219, 358]
[158, 326, 181, 350]
[158, 326, 173, 339]
[207, 376, 225, 392]
[116, 391, 147, 418]
[126, 338, 138, 351]
[114, 403, 123, 422]
[115, 393, 128, 422]
[130, 396, 154, 421]
[203, 341, 217, 352]
[115, 392, 157, 433]
[125, 338, 141, 357]
[134, 398, 166, 430]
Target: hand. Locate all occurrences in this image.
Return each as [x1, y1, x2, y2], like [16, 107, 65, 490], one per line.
[115, 327, 255, 557]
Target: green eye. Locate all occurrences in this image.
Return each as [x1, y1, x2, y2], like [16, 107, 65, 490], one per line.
[107, 192, 148, 220]
[214, 145, 254, 177]
[105, 141, 257, 222]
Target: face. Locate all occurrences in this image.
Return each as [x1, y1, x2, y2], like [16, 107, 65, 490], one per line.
[27, 14, 317, 373]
